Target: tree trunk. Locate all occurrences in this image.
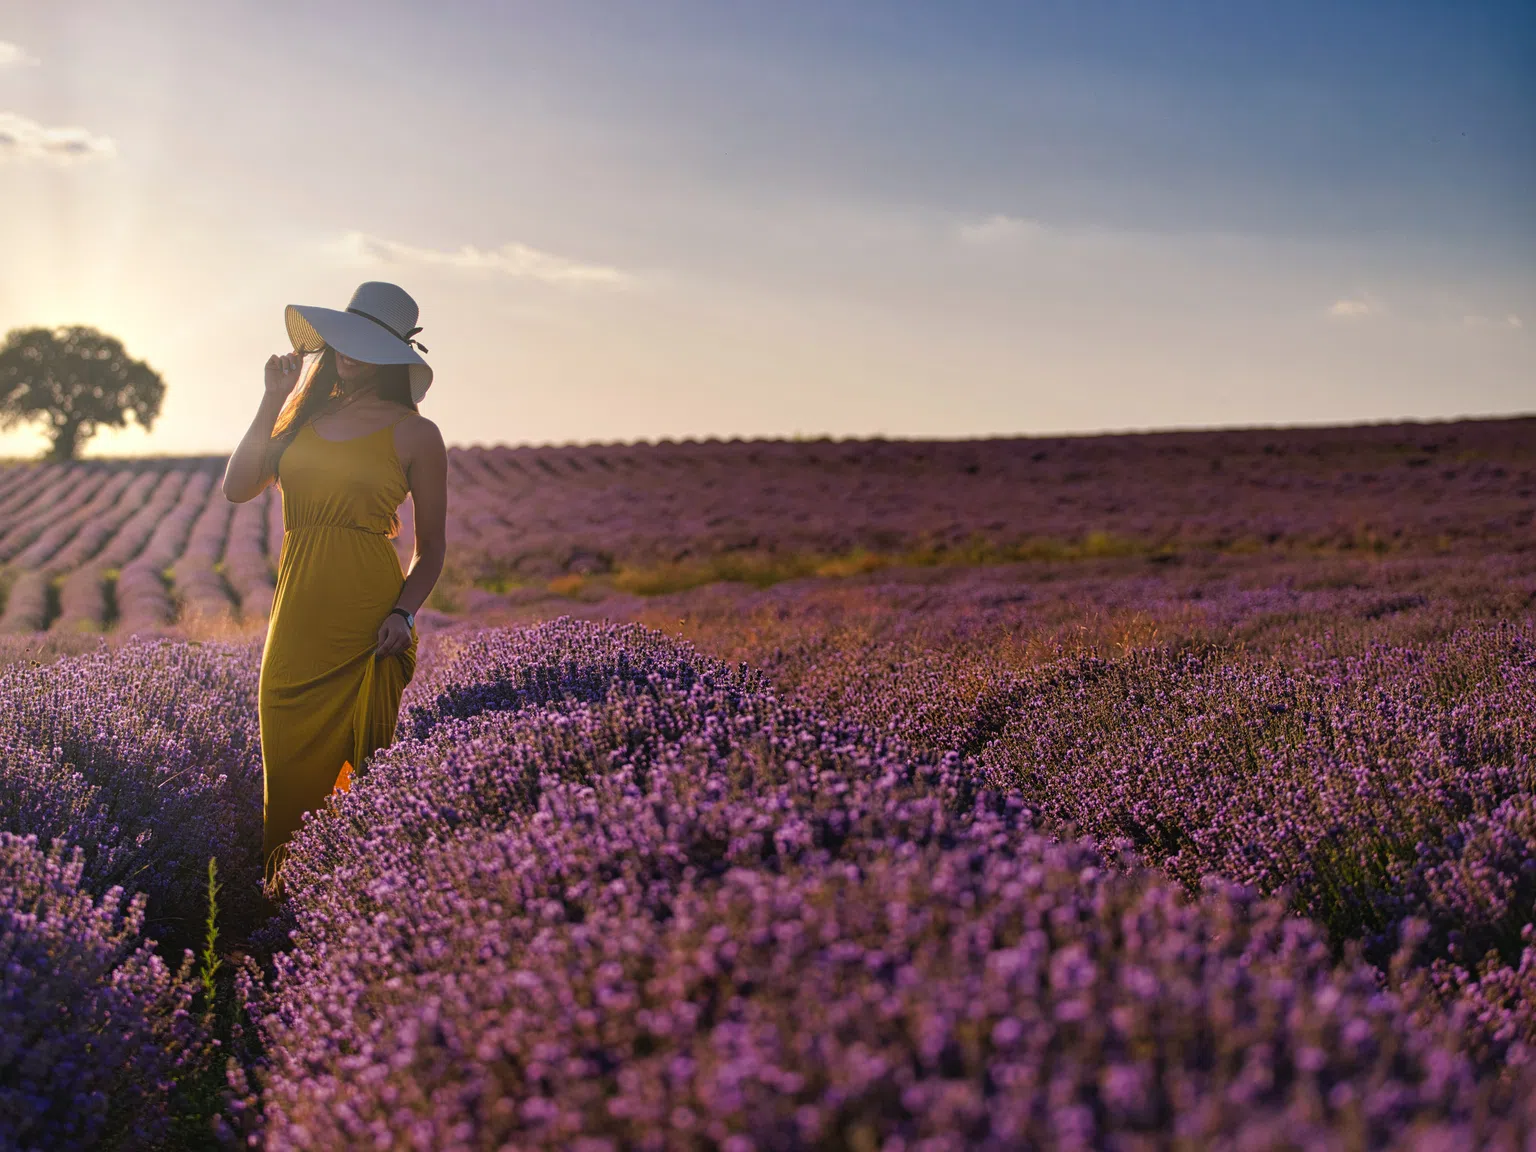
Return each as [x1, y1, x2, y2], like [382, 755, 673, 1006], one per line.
[48, 420, 83, 461]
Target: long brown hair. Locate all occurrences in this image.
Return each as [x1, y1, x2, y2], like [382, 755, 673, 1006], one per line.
[268, 345, 417, 537]
[270, 346, 416, 446]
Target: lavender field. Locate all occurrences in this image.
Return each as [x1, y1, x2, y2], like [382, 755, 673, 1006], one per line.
[1, 418, 1535, 1149]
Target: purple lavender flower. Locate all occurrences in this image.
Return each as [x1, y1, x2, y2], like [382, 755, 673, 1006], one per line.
[0, 833, 203, 1150]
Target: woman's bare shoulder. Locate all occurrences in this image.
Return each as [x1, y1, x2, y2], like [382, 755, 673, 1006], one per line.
[395, 410, 442, 441]
[393, 410, 445, 466]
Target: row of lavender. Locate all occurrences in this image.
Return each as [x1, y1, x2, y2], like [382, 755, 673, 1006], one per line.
[0, 639, 265, 1147]
[0, 453, 418, 633]
[6, 615, 1536, 1146]
[3, 415, 1533, 631]
[760, 606, 1536, 1058]
[441, 418, 1536, 580]
[997, 632, 1536, 1065]
[0, 461, 286, 633]
[257, 620, 1536, 1147]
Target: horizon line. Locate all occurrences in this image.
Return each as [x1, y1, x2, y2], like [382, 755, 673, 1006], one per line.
[2, 410, 1531, 466]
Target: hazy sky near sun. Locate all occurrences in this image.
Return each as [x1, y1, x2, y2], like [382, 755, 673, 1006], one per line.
[0, 0, 1532, 456]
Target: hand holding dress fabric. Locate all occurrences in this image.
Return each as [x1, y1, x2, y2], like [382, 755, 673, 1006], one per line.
[375, 612, 413, 658]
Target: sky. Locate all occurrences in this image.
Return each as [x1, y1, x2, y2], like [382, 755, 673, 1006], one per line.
[0, 0, 1531, 457]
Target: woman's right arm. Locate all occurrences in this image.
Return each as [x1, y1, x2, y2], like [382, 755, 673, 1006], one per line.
[223, 353, 303, 503]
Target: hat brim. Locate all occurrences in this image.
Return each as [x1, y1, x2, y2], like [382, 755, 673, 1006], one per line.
[286, 304, 433, 404]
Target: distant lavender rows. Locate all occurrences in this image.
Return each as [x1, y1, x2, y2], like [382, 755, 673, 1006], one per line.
[4, 608, 1536, 1147]
[0, 416, 1531, 632]
[0, 461, 285, 633]
[436, 416, 1536, 580]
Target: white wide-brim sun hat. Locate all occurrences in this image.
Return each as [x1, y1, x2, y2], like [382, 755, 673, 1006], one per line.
[285, 280, 433, 404]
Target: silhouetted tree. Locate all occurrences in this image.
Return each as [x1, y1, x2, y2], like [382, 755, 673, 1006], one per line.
[0, 326, 165, 460]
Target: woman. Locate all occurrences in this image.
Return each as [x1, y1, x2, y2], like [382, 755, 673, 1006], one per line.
[222, 281, 448, 885]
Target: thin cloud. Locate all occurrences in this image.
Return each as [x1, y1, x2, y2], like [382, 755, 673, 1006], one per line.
[0, 41, 39, 67]
[1463, 313, 1524, 330]
[958, 214, 1049, 245]
[1328, 294, 1385, 319]
[337, 231, 636, 288]
[0, 111, 116, 163]
[954, 212, 1167, 255]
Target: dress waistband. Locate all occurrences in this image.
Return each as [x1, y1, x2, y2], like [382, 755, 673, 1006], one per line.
[285, 523, 391, 537]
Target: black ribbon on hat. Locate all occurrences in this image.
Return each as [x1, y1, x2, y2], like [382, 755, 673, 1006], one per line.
[347, 307, 429, 354]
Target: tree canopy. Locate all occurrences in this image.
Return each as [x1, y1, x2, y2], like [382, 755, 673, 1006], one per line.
[0, 326, 165, 460]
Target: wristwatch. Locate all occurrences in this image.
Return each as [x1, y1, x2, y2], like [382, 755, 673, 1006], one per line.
[389, 607, 415, 629]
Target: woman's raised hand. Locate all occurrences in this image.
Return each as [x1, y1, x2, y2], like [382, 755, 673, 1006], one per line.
[265, 351, 305, 400]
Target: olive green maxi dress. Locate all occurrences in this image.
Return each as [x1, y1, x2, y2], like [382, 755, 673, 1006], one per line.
[259, 417, 418, 877]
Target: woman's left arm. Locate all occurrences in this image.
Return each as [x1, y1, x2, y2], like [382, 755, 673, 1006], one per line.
[377, 417, 448, 656]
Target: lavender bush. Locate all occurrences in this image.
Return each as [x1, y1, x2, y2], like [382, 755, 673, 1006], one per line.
[274, 619, 936, 940]
[256, 620, 1536, 1148]
[960, 624, 1536, 1060]
[0, 638, 264, 950]
[0, 566, 1531, 1145]
[0, 833, 204, 1150]
[399, 615, 768, 738]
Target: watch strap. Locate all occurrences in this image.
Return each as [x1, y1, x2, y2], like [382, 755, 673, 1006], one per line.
[390, 607, 415, 628]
